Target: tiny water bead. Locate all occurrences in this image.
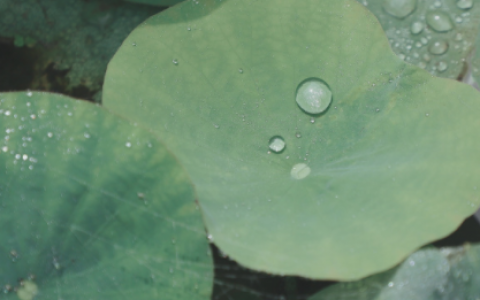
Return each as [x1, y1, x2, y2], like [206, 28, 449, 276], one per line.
[382, 0, 417, 18]
[172, 59, 178, 65]
[295, 78, 332, 114]
[238, 68, 243, 74]
[410, 21, 424, 34]
[290, 163, 311, 180]
[429, 40, 449, 55]
[437, 61, 448, 72]
[426, 11, 453, 32]
[268, 136, 286, 153]
[457, 0, 473, 10]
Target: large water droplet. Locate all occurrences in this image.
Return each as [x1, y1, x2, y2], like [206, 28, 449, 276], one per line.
[410, 21, 424, 34]
[269, 136, 286, 153]
[291, 163, 311, 180]
[383, 0, 417, 18]
[426, 11, 453, 32]
[428, 40, 449, 55]
[457, 0, 473, 10]
[295, 78, 332, 114]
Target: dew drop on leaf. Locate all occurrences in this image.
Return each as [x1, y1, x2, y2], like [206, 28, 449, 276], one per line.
[428, 40, 449, 55]
[382, 0, 417, 19]
[410, 21, 424, 34]
[290, 163, 311, 180]
[437, 61, 448, 72]
[456, 0, 473, 10]
[426, 11, 453, 32]
[295, 78, 332, 114]
[268, 136, 285, 153]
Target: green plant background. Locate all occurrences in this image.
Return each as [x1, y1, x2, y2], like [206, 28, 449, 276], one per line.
[1, 0, 480, 299]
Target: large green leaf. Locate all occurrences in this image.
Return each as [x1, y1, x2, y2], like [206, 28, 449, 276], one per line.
[103, 0, 480, 280]
[0, 92, 213, 299]
[309, 244, 480, 300]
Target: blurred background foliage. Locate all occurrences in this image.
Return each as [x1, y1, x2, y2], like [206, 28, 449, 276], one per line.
[0, 0, 163, 101]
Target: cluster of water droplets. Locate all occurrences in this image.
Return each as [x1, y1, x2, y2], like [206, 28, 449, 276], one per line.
[361, 0, 479, 78]
[265, 78, 333, 180]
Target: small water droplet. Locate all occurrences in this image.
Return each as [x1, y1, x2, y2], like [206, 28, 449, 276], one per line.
[4, 110, 11, 116]
[428, 40, 449, 55]
[437, 61, 448, 72]
[388, 282, 395, 287]
[398, 53, 406, 60]
[26, 91, 32, 97]
[268, 136, 286, 153]
[84, 133, 90, 139]
[10, 250, 18, 262]
[290, 163, 311, 180]
[426, 11, 453, 32]
[238, 68, 243, 74]
[125, 142, 132, 148]
[214, 124, 220, 129]
[187, 26, 191, 31]
[132, 42, 136, 46]
[47, 132, 53, 138]
[457, 0, 473, 9]
[375, 108, 380, 112]
[295, 132, 302, 138]
[22, 154, 28, 161]
[15, 154, 20, 160]
[1, 146, 7, 152]
[383, 0, 417, 18]
[310, 118, 315, 123]
[53, 257, 61, 270]
[295, 78, 332, 114]
[409, 260, 416, 266]
[30, 114, 36, 120]
[410, 21, 424, 34]
[455, 16, 463, 23]
[207, 234, 214, 242]
[172, 59, 178, 65]
[426, 113, 430, 116]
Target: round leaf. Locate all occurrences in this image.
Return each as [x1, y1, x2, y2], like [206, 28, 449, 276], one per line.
[103, 0, 480, 279]
[0, 92, 213, 299]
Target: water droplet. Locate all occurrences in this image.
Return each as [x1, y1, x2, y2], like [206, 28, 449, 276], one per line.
[47, 132, 53, 138]
[295, 132, 302, 138]
[409, 260, 416, 266]
[295, 78, 332, 114]
[15, 154, 20, 160]
[4, 110, 11, 116]
[172, 59, 178, 65]
[132, 42, 136, 46]
[455, 16, 463, 23]
[426, 11, 453, 32]
[125, 142, 132, 148]
[428, 40, 449, 55]
[53, 257, 61, 270]
[187, 26, 191, 31]
[207, 234, 214, 242]
[84, 133, 90, 139]
[22, 154, 28, 161]
[398, 53, 406, 60]
[214, 124, 220, 129]
[310, 118, 315, 123]
[410, 21, 424, 34]
[437, 61, 448, 72]
[290, 163, 311, 180]
[1, 146, 7, 152]
[137, 192, 145, 199]
[26, 91, 32, 97]
[238, 68, 243, 74]
[388, 282, 395, 287]
[268, 136, 286, 153]
[457, 0, 473, 9]
[10, 250, 18, 262]
[30, 114, 36, 120]
[383, 0, 417, 18]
